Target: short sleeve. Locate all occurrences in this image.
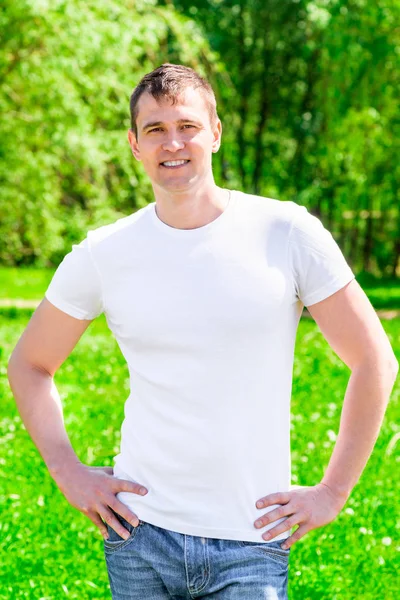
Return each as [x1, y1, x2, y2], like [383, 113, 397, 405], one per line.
[288, 205, 356, 307]
[44, 235, 104, 320]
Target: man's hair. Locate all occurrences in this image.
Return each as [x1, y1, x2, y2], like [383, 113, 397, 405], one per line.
[129, 63, 219, 139]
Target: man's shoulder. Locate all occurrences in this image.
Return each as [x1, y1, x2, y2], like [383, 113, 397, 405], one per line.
[86, 203, 154, 248]
[235, 190, 302, 222]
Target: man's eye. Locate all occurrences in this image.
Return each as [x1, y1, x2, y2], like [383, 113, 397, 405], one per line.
[148, 125, 194, 133]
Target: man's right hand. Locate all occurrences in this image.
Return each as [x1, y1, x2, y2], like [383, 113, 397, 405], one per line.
[7, 299, 148, 541]
[52, 463, 148, 540]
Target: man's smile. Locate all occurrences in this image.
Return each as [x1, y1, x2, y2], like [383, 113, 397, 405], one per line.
[160, 160, 191, 169]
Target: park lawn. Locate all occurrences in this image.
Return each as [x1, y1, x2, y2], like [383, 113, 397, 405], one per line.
[355, 272, 400, 311]
[0, 267, 55, 300]
[0, 309, 399, 600]
[1, 267, 400, 310]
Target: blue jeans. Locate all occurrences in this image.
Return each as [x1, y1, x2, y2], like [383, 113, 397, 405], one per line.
[103, 509, 290, 599]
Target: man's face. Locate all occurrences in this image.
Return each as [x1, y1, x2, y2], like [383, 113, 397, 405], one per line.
[128, 86, 222, 194]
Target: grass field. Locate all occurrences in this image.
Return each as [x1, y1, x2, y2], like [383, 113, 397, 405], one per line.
[0, 268, 55, 301]
[0, 273, 399, 599]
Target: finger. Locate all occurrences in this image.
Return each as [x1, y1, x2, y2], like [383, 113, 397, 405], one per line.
[279, 524, 309, 549]
[94, 466, 114, 476]
[108, 503, 140, 528]
[254, 505, 293, 528]
[260, 514, 300, 541]
[256, 492, 291, 509]
[91, 513, 109, 540]
[115, 479, 148, 496]
[101, 508, 133, 541]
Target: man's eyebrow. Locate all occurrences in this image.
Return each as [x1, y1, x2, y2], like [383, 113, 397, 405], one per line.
[142, 119, 202, 132]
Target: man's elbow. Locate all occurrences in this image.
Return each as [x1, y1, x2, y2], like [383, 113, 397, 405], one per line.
[7, 350, 18, 383]
[354, 351, 399, 385]
[7, 352, 22, 395]
[389, 355, 399, 380]
[378, 352, 399, 381]
[7, 347, 30, 386]
[380, 354, 399, 404]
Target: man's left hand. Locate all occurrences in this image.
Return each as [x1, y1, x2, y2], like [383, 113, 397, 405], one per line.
[254, 483, 348, 549]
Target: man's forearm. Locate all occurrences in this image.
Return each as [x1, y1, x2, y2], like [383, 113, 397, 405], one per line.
[7, 358, 82, 478]
[321, 356, 398, 503]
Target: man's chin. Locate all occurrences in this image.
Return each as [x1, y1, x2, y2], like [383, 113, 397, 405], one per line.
[155, 178, 197, 194]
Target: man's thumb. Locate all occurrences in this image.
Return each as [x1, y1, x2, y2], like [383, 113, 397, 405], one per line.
[94, 466, 114, 476]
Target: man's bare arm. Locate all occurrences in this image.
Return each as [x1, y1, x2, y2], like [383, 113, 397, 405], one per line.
[308, 278, 399, 500]
[253, 279, 398, 549]
[7, 298, 91, 474]
[7, 298, 148, 540]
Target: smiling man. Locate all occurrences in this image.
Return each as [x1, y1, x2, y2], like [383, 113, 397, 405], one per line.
[127, 79, 229, 230]
[8, 64, 398, 600]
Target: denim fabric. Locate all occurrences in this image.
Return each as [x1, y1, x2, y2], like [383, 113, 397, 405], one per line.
[103, 510, 290, 599]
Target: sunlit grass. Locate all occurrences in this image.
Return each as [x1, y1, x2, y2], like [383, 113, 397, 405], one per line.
[0, 267, 55, 300]
[0, 311, 399, 599]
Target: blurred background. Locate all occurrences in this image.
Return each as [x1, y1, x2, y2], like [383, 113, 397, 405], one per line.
[1, 0, 399, 277]
[1, 1, 399, 599]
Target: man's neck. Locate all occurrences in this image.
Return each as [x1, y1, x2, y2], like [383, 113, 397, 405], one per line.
[153, 186, 230, 230]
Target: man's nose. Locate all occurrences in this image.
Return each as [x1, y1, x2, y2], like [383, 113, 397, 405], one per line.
[162, 134, 185, 151]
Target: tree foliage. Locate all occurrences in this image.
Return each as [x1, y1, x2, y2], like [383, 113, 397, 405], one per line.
[0, 0, 222, 265]
[171, 0, 400, 276]
[1, 0, 399, 275]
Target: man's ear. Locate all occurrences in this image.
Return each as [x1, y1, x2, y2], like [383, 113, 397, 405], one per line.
[211, 119, 222, 154]
[128, 129, 141, 161]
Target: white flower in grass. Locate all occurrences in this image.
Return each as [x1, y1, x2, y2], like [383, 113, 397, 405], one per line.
[381, 537, 392, 546]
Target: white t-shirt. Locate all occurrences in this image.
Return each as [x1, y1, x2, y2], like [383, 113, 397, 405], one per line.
[45, 190, 355, 543]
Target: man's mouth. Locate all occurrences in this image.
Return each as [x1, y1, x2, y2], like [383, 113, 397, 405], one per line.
[160, 160, 190, 169]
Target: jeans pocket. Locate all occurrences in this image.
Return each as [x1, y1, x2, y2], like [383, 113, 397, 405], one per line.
[103, 511, 144, 554]
[236, 540, 290, 565]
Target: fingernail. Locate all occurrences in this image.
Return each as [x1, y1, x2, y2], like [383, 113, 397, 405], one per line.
[256, 501, 263, 508]
[281, 543, 288, 549]
[140, 487, 148, 495]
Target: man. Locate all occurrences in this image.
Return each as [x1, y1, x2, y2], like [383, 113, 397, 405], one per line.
[7, 63, 398, 599]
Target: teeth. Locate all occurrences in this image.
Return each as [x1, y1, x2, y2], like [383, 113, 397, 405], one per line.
[162, 160, 188, 166]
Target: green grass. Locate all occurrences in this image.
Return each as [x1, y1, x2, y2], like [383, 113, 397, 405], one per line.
[0, 309, 399, 599]
[0, 267, 55, 300]
[355, 272, 400, 310]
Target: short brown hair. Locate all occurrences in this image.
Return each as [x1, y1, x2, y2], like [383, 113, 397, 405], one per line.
[129, 63, 219, 138]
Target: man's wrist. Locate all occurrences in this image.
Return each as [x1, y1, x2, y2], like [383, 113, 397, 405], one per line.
[47, 454, 83, 482]
[319, 480, 351, 506]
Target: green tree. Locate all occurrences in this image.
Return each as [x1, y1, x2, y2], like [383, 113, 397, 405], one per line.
[1, 0, 398, 275]
[170, 0, 400, 276]
[0, 0, 222, 265]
